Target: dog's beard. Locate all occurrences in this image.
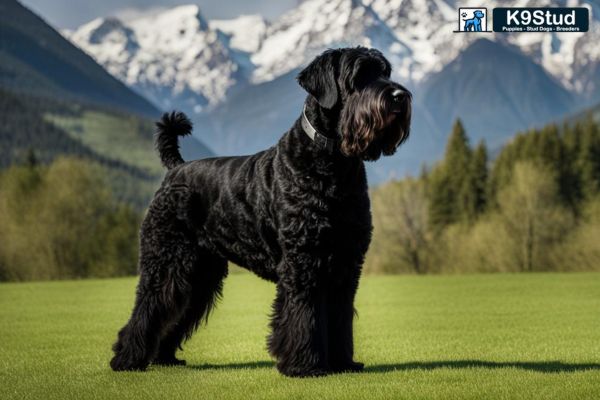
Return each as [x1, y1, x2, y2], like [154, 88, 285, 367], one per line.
[339, 87, 411, 161]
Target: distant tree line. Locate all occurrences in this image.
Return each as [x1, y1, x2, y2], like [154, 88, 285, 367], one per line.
[366, 116, 600, 274]
[0, 156, 140, 281]
[0, 87, 163, 210]
[2, 107, 599, 281]
[0, 87, 154, 178]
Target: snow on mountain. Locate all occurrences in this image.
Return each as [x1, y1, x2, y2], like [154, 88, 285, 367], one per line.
[67, 5, 241, 113]
[67, 17, 139, 83]
[364, 0, 465, 82]
[492, 0, 599, 95]
[210, 15, 268, 54]
[571, 23, 600, 99]
[367, 0, 600, 96]
[66, 0, 600, 113]
[250, 0, 412, 83]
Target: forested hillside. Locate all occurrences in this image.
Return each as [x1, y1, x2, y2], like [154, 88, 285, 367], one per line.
[0, 87, 213, 207]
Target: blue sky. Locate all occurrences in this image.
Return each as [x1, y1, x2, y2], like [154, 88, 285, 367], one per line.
[21, 0, 297, 29]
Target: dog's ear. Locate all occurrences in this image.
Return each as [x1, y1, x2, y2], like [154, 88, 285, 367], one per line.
[297, 50, 340, 109]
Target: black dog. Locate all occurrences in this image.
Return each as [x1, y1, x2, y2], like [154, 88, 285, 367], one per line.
[110, 47, 411, 377]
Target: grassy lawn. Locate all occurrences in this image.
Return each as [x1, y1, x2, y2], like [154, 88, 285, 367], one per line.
[1, 272, 599, 399]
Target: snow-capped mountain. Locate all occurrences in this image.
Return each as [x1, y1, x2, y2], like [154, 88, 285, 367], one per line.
[67, 0, 600, 110]
[249, 0, 411, 83]
[365, 0, 463, 82]
[210, 14, 268, 54]
[67, 5, 242, 112]
[366, 0, 600, 97]
[64, 0, 600, 179]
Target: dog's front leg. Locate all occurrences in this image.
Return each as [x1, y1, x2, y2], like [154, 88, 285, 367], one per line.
[327, 263, 363, 373]
[268, 275, 329, 377]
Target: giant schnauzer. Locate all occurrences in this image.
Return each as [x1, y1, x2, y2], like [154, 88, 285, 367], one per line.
[110, 47, 411, 377]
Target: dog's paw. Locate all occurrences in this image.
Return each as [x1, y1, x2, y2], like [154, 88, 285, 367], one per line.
[110, 354, 148, 372]
[153, 356, 186, 366]
[330, 361, 364, 373]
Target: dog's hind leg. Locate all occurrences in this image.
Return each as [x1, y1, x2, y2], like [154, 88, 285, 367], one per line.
[110, 195, 199, 371]
[153, 251, 228, 366]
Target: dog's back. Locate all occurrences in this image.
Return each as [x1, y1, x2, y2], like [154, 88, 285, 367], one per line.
[154, 113, 283, 279]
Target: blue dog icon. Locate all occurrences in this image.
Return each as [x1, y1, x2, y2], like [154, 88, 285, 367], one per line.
[463, 10, 485, 31]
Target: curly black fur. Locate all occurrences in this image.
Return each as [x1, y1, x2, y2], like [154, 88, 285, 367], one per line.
[110, 47, 412, 377]
[155, 111, 192, 169]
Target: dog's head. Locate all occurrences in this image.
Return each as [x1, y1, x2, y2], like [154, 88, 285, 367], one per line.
[474, 10, 485, 18]
[297, 47, 411, 161]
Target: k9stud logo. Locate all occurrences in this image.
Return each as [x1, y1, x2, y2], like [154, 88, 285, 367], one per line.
[455, 7, 492, 32]
[493, 7, 589, 32]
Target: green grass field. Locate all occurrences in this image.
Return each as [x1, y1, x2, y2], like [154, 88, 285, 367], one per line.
[1, 272, 599, 399]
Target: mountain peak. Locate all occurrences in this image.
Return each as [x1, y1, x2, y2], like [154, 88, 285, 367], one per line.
[64, 0, 600, 124]
[71, 17, 137, 49]
[68, 3, 242, 113]
[133, 4, 209, 32]
[210, 14, 268, 53]
[250, 0, 410, 83]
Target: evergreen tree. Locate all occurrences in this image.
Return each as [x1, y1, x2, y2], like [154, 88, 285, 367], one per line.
[471, 140, 489, 217]
[428, 166, 455, 230]
[24, 148, 39, 168]
[445, 119, 472, 184]
[429, 119, 479, 227]
[578, 117, 600, 199]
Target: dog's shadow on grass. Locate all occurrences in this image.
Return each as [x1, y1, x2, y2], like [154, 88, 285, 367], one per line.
[365, 360, 600, 374]
[187, 361, 275, 371]
[187, 360, 600, 374]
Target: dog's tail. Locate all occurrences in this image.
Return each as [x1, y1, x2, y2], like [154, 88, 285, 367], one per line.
[155, 111, 192, 169]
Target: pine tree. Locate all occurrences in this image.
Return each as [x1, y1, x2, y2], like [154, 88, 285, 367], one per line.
[445, 119, 472, 183]
[427, 119, 476, 228]
[427, 166, 454, 230]
[24, 148, 38, 168]
[447, 120, 474, 222]
[578, 117, 600, 198]
[471, 140, 489, 216]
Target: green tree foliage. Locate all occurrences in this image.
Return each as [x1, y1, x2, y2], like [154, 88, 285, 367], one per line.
[496, 162, 573, 272]
[553, 195, 600, 271]
[574, 117, 600, 199]
[427, 166, 454, 230]
[0, 157, 140, 281]
[489, 121, 588, 209]
[367, 178, 432, 274]
[428, 120, 469, 228]
[0, 87, 168, 210]
[428, 120, 488, 228]
[367, 116, 600, 274]
[470, 141, 488, 216]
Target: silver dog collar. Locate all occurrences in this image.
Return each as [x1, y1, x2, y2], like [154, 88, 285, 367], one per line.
[301, 105, 337, 153]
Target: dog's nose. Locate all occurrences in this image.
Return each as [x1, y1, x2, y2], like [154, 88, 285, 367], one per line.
[391, 89, 404, 102]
